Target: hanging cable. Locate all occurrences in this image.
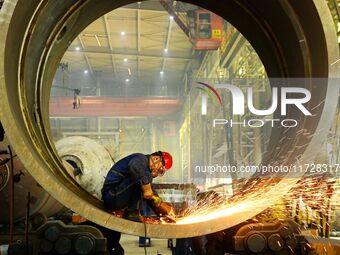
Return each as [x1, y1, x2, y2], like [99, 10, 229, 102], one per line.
[25, 192, 31, 253]
[8, 145, 14, 244]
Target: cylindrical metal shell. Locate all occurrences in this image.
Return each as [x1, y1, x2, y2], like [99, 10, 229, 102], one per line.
[0, 0, 338, 238]
[55, 136, 113, 197]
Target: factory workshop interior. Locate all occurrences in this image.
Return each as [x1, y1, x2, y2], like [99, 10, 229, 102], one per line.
[0, 0, 340, 254]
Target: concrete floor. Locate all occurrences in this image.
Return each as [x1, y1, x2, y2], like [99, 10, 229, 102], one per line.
[120, 234, 172, 255]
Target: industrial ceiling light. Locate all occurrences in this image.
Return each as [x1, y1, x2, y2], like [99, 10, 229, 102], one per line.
[160, 70, 164, 75]
[169, 15, 174, 20]
[75, 46, 80, 51]
[164, 48, 168, 53]
[84, 70, 88, 74]
[120, 31, 126, 36]
[123, 58, 128, 62]
[125, 78, 129, 82]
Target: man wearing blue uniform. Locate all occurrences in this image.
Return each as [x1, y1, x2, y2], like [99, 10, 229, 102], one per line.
[101, 151, 175, 221]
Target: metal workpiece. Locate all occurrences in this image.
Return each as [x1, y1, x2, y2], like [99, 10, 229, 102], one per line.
[55, 136, 113, 197]
[0, 139, 64, 224]
[0, 0, 339, 238]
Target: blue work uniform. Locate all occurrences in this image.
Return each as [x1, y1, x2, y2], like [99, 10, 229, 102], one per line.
[101, 153, 152, 211]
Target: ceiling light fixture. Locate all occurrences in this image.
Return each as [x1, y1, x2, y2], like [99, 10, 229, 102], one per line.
[160, 70, 164, 75]
[164, 48, 168, 53]
[125, 78, 130, 82]
[169, 16, 174, 20]
[124, 58, 128, 62]
[84, 70, 88, 74]
[75, 46, 81, 51]
[121, 31, 126, 36]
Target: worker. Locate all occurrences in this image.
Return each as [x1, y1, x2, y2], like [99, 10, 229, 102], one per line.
[101, 151, 175, 221]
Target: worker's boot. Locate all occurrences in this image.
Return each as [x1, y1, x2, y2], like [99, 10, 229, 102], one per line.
[122, 209, 143, 222]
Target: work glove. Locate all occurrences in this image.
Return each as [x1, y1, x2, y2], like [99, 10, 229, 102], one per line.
[148, 195, 176, 217]
[153, 201, 176, 217]
[150, 194, 162, 207]
[142, 184, 176, 217]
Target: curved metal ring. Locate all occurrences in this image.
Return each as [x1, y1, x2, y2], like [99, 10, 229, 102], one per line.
[0, 0, 338, 238]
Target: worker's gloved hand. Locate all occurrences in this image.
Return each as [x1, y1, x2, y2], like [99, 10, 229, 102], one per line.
[142, 184, 176, 217]
[142, 183, 154, 199]
[153, 200, 176, 217]
[150, 194, 162, 206]
[167, 205, 176, 218]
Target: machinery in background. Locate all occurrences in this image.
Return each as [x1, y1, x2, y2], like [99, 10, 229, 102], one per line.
[0, 221, 107, 255]
[226, 219, 304, 254]
[187, 9, 224, 50]
[0, 133, 65, 225]
[170, 219, 340, 255]
[0, 135, 113, 225]
[193, 218, 340, 255]
[159, 0, 224, 50]
[0, 129, 120, 255]
[169, 190, 340, 255]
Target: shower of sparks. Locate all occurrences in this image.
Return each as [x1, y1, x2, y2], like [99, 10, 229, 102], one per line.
[173, 177, 337, 226]
[174, 178, 295, 225]
[156, 98, 339, 227]
[331, 58, 340, 66]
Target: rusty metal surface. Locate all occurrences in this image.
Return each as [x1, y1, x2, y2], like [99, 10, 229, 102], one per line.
[0, 0, 339, 238]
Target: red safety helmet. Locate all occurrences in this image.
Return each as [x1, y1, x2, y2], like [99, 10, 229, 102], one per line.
[161, 151, 173, 170]
[153, 151, 173, 175]
[151, 151, 172, 170]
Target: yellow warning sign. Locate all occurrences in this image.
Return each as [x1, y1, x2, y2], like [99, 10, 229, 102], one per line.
[212, 29, 221, 39]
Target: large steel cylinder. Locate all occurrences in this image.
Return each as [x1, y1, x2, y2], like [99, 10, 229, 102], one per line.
[0, 0, 338, 238]
[55, 136, 113, 197]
